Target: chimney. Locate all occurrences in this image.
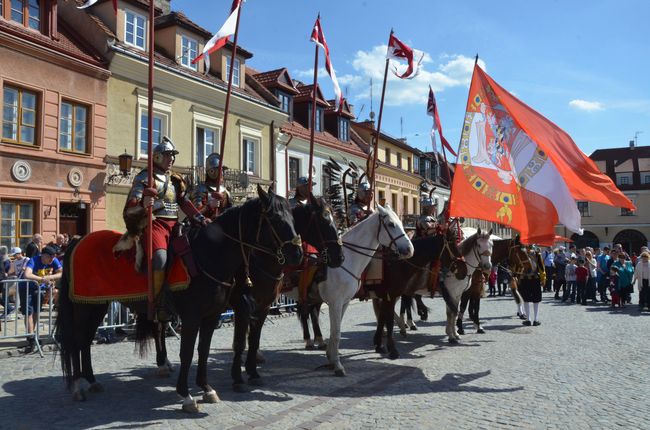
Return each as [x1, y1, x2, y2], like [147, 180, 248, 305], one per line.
[154, 0, 171, 14]
[630, 140, 635, 150]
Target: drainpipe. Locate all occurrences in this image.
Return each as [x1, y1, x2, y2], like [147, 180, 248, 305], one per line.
[270, 121, 275, 191]
[283, 132, 294, 197]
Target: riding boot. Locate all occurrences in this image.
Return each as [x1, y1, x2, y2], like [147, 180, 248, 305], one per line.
[153, 270, 172, 323]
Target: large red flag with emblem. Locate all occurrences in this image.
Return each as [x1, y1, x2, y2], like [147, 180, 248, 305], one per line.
[449, 64, 634, 245]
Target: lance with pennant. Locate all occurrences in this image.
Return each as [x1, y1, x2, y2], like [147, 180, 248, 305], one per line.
[145, 0, 156, 320]
[307, 14, 321, 194]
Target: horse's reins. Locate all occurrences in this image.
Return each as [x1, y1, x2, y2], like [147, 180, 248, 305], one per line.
[303, 208, 343, 265]
[461, 236, 493, 271]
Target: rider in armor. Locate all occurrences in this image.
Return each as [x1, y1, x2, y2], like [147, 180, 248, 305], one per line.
[415, 197, 437, 238]
[192, 153, 232, 220]
[348, 182, 374, 226]
[289, 176, 311, 209]
[124, 136, 209, 322]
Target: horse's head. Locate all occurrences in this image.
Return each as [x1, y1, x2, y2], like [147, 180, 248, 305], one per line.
[508, 235, 533, 275]
[474, 227, 494, 274]
[376, 204, 414, 259]
[440, 227, 467, 280]
[256, 185, 303, 266]
[293, 194, 344, 268]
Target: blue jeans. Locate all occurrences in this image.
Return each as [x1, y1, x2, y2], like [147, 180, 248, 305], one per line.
[563, 281, 576, 302]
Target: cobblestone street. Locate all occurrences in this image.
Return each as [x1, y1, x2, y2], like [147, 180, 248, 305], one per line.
[1, 292, 649, 430]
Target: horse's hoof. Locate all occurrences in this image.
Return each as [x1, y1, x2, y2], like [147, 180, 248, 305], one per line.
[248, 377, 264, 387]
[232, 383, 248, 393]
[156, 366, 171, 378]
[334, 368, 346, 377]
[73, 389, 87, 402]
[305, 344, 315, 350]
[182, 399, 200, 414]
[316, 342, 327, 350]
[399, 329, 407, 337]
[449, 337, 459, 344]
[202, 390, 220, 403]
[457, 327, 465, 335]
[255, 351, 266, 364]
[409, 326, 417, 331]
[477, 328, 486, 334]
[389, 350, 400, 360]
[88, 382, 104, 393]
[375, 346, 387, 354]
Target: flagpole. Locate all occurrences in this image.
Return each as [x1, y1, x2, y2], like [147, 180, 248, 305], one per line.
[215, 2, 243, 200]
[307, 15, 320, 195]
[369, 52, 390, 202]
[146, 0, 155, 320]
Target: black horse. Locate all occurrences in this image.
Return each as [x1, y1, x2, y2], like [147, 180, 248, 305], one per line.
[55, 186, 302, 413]
[228, 195, 344, 391]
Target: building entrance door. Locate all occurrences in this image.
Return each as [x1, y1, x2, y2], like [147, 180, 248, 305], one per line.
[59, 203, 88, 239]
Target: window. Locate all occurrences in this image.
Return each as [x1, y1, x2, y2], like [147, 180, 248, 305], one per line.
[59, 102, 88, 154]
[577, 201, 590, 217]
[1, 201, 34, 250]
[226, 56, 241, 87]
[644, 174, 650, 184]
[308, 104, 324, 132]
[616, 173, 632, 186]
[407, 156, 412, 172]
[196, 126, 218, 166]
[180, 35, 198, 70]
[385, 147, 391, 164]
[391, 193, 398, 211]
[403, 195, 408, 215]
[2, 85, 38, 146]
[242, 137, 257, 174]
[621, 199, 636, 216]
[5, 0, 41, 30]
[397, 152, 402, 169]
[339, 118, 349, 141]
[412, 197, 418, 214]
[413, 155, 420, 173]
[289, 157, 300, 190]
[378, 190, 385, 205]
[139, 112, 165, 157]
[125, 9, 146, 50]
[277, 91, 292, 116]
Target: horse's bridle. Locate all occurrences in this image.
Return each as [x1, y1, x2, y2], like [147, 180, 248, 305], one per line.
[463, 236, 493, 272]
[303, 208, 343, 265]
[504, 243, 532, 278]
[342, 214, 406, 257]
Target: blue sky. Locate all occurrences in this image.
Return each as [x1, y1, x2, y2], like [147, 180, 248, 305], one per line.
[173, 0, 650, 156]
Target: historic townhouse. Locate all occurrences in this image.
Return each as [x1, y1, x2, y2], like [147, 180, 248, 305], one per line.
[61, 0, 287, 230]
[556, 143, 650, 253]
[253, 69, 366, 197]
[0, 0, 110, 249]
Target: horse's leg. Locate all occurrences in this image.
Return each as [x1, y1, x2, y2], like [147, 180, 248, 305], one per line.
[72, 304, 106, 400]
[415, 294, 428, 321]
[231, 303, 248, 392]
[245, 308, 269, 385]
[384, 298, 400, 360]
[176, 316, 200, 413]
[405, 296, 416, 331]
[398, 296, 408, 336]
[327, 300, 346, 376]
[470, 297, 484, 333]
[196, 314, 220, 403]
[372, 298, 386, 354]
[311, 304, 326, 349]
[154, 323, 173, 377]
[82, 306, 108, 392]
[457, 290, 469, 335]
[298, 301, 314, 349]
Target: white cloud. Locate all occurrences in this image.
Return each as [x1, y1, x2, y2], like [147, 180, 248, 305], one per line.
[569, 99, 604, 112]
[295, 46, 486, 107]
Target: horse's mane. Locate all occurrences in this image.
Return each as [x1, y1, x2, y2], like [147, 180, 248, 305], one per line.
[460, 233, 478, 256]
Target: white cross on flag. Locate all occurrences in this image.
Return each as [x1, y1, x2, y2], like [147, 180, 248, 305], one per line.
[310, 16, 344, 111]
[192, 1, 242, 73]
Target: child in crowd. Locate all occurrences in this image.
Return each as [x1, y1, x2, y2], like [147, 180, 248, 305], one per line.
[575, 258, 589, 305]
[563, 257, 577, 303]
[633, 251, 650, 311]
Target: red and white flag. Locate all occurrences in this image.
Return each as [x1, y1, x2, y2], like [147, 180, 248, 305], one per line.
[78, 0, 117, 15]
[449, 64, 634, 245]
[386, 32, 423, 79]
[310, 16, 343, 111]
[427, 86, 457, 156]
[192, 1, 242, 72]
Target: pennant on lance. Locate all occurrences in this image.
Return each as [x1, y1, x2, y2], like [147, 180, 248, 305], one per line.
[449, 64, 634, 245]
[386, 32, 423, 80]
[192, 2, 241, 72]
[78, 0, 117, 15]
[310, 17, 344, 111]
[427, 86, 457, 157]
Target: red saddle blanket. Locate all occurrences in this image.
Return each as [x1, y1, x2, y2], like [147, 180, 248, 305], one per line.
[69, 230, 190, 304]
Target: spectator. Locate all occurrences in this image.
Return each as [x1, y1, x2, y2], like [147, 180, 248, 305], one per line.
[497, 260, 511, 297]
[568, 244, 577, 259]
[0, 246, 10, 280]
[21, 246, 62, 353]
[563, 257, 578, 303]
[631, 252, 638, 266]
[575, 258, 589, 305]
[612, 253, 634, 305]
[0, 246, 13, 320]
[543, 247, 555, 292]
[488, 266, 497, 297]
[633, 251, 650, 311]
[585, 251, 598, 303]
[597, 247, 611, 303]
[47, 234, 67, 258]
[554, 247, 567, 299]
[24, 234, 42, 259]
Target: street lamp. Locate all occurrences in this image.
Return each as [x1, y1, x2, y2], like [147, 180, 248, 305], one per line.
[107, 150, 134, 184]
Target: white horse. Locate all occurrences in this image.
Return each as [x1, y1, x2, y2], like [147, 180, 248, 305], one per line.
[440, 228, 493, 343]
[318, 205, 414, 376]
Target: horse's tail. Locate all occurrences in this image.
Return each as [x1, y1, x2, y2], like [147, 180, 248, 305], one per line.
[55, 238, 80, 389]
[134, 313, 156, 357]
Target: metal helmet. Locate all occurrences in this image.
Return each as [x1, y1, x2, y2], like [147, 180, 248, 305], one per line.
[421, 197, 434, 207]
[153, 136, 179, 169]
[357, 181, 371, 198]
[296, 176, 315, 187]
[206, 153, 221, 180]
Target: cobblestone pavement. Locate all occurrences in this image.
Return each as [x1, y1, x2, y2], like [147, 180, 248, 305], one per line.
[1, 292, 649, 430]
